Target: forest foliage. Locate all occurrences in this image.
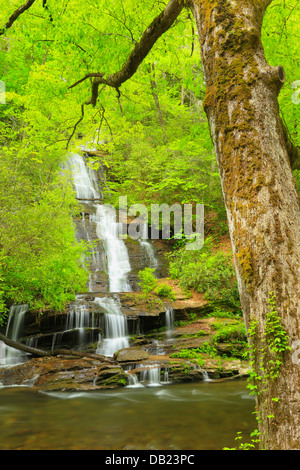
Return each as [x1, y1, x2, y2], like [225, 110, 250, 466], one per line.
[0, 0, 299, 320]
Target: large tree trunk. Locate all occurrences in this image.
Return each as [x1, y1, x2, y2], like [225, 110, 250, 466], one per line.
[191, 0, 300, 450]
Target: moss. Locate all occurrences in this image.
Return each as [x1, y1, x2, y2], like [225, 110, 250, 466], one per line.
[192, 0, 285, 294]
[236, 247, 254, 286]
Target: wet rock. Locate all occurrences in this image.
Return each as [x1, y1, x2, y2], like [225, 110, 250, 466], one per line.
[114, 347, 149, 362]
[95, 364, 128, 387]
[167, 362, 205, 383]
[0, 356, 127, 392]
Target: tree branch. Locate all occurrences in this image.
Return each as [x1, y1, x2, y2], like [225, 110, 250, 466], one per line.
[0, 0, 37, 36]
[0, 332, 116, 363]
[66, 104, 85, 149]
[69, 0, 185, 106]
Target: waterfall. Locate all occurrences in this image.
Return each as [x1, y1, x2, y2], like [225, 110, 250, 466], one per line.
[140, 365, 162, 387]
[95, 297, 129, 357]
[138, 223, 158, 270]
[3, 304, 29, 365]
[92, 204, 131, 293]
[66, 304, 91, 344]
[64, 151, 131, 356]
[201, 369, 212, 382]
[51, 302, 99, 351]
[165, 307, 175, 339]
[126, 373, 144, 388]
[66, 152, 101, 201]
[66, 151, 132, 293]
[139, 240, 158, 269]
[135, 364, 170, 387]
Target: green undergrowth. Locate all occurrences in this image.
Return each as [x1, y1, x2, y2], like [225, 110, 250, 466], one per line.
[137, 267, 176, 301]
[170, 316, 249, 366]
[167, 238, 241, 315]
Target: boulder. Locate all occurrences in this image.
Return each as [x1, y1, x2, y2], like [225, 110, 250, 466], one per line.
[95, 364, 128, 387]
[114, 347, 149, 362]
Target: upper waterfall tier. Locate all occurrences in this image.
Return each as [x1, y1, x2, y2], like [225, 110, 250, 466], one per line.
[66, 152, 102, 201]
[91, 204, 132, 293]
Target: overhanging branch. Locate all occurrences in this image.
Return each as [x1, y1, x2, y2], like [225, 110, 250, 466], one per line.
[0, 0, 37, 36]
[69, 0, 185, 106]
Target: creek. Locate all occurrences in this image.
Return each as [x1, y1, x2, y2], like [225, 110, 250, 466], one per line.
[0, 381, 255, 450]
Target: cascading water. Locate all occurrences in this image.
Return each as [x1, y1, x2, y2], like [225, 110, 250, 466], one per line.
[1, 149, 162, 373]
[165, 307, 175, 339]
[2, 305, 29, 366]
[91, 204, 132, 293]
[65, 151, 132, 357]
[125, 363, 170, 388]
[51, 301, 100, 351]
[140, 365, 162, 387]
[95, 297, 129, 357]
[138, 223, 158, 271]
[66, 152, 101, 201]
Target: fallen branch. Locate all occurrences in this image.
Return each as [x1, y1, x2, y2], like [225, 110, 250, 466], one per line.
[0, 332, 116, 364]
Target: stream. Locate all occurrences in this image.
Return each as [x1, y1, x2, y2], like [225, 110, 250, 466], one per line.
[0, 380, 255, 450]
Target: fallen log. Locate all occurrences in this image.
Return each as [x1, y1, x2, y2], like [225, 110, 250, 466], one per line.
[0, 332, 115, 364]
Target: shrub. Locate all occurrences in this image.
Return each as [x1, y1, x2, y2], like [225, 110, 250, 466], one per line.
[212, 321, 247, 344]
[168, 242, 241, 313]
[137, 268, 158, 294]
[155, 283, 176, 300]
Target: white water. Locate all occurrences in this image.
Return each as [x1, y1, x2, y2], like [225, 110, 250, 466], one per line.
[126, 364, 170, 388]
[140, 365, 162, 387]
[139, 240, 158, 269]
[66, 153, 101, 201]
[2, 305, 29, 366]
[126, 373, 144, 388]
[95, 297, 129, 357]
[165, 307, 175, 339]
[51, 303, 99, 351]
[138, 223, 158, 270]
[1, 150, 162, 369]
[92, 204, 132, 293]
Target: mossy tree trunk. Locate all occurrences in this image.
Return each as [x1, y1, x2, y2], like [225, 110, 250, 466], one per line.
[191, 0, 300, 449]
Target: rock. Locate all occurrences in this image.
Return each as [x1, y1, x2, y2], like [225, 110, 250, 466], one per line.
[214, 342, 246, 358]
[167, 362, 205, 383]
[95, 364, 128, 387]
[0, 356, 127, 392]
[114, 347, 149, 362]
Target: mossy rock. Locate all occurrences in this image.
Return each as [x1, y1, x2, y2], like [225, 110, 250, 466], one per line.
[95, 365, 128, 387]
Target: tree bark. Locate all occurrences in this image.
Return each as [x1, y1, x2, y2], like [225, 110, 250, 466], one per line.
[191, 0, 300, 450]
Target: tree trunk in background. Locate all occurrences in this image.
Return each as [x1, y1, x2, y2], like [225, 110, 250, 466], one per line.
[191, 0, 300, 449]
